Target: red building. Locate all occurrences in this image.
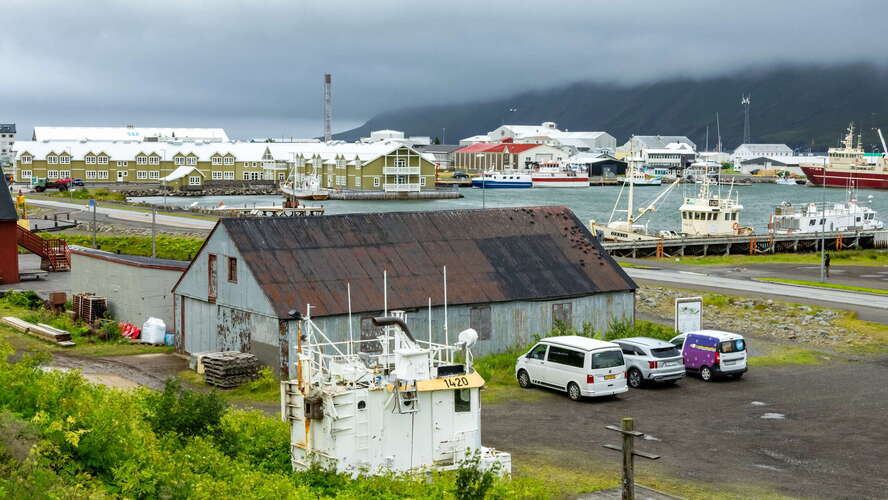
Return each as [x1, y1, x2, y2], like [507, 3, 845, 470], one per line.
[0, 166, 19, 284]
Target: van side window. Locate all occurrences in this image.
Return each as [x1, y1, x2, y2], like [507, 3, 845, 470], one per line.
[527, 344, 548, 360]
[547, 346, 584, 368]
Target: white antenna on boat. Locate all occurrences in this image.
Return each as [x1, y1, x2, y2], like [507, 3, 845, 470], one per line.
[428, 297, 432, 348]
[877, 128, 887, 155]
[347, 282, 353, 356]
[383, 269, 388, 317]
[716, 112, 722, 153]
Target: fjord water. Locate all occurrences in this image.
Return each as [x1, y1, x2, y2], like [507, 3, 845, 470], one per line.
[132, 183, 886, 234]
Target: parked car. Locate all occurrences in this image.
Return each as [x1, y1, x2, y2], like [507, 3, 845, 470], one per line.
[32, 178, 69, 192]
[515, 335, 628, 401]
[452, 171, 470, 179]
[71, 178, 85, 186]
[613, 337, 685, 388]
[669, 330, 747, 382]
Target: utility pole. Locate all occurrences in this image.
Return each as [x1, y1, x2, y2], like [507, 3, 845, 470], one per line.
[603, 418, 661, 500]
[90, 200, 97, 248]
[323, 74, 332, 142]
[821, 165, 826, 282]
[151, 208, 157, 258]
[741, 94, 752, 145]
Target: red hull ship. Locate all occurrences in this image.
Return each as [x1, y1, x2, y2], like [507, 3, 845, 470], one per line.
[801, 123, 888, 189]
[801, 166, 888, 189]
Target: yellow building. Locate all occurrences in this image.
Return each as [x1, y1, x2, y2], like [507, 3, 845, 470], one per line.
[14, 141, 438, 192]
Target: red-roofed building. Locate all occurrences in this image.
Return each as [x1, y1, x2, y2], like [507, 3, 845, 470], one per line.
[453, 142, 568, 171]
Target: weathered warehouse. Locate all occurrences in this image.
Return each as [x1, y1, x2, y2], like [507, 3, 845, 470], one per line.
[172, 206, 637, 376]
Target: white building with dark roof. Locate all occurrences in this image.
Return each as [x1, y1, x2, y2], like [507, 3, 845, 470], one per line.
[617, 135, 697, 156]
[731, 143, 793, 164]
[484, 122, 616, 152]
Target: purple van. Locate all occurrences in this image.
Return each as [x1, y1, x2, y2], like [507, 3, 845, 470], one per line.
[669, 330, 747, 382]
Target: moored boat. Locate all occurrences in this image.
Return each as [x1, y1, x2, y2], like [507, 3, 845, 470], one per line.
[801, 123, 888, 189]
[770, 187, 883, 234]
[531, 165, 589, 188]
[679, 178, 753, 236]
[471, 171, 532, 189]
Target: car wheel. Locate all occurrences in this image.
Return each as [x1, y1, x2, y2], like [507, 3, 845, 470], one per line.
[567, 382, 582, 401]
[700, 365, 713, 382]
[517, 370, 531, 388]
[627, 368, 643, 389]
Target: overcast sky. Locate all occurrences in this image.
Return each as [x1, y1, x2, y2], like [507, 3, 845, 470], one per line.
[3, 0, 886, 139]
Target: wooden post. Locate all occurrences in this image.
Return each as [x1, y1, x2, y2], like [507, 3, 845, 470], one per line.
[622, 417, 635, 500]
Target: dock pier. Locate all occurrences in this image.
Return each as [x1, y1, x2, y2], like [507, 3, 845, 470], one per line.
[601, 230, 888, 258]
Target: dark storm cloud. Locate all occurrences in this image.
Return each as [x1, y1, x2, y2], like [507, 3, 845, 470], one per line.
[2, 0, 886, 137]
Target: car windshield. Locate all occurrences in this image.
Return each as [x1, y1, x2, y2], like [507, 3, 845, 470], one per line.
[590, 349, 624, 369]
[651, 346, 681, 358]
[718, 339, 746, 353]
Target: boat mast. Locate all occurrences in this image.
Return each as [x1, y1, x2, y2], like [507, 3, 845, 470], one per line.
[627, 158, 635, 227]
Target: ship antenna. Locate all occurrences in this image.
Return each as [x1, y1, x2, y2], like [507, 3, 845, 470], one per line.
[347, 282, 353, 356]
[443, 266, 449, 360]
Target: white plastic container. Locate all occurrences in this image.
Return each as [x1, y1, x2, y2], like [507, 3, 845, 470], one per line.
[141, 317, 166, 345]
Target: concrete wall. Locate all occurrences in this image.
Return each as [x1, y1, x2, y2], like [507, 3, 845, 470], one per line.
[70, 253, 182, 328]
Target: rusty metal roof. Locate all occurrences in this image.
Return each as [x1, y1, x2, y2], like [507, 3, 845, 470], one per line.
[220, 206, 636, 319]
[0, 165, 17, 221]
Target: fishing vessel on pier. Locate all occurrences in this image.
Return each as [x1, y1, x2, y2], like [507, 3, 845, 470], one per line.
[801, 123, 888, 189]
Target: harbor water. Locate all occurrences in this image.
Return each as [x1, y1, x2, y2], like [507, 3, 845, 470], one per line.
[131, 183, 887, 234]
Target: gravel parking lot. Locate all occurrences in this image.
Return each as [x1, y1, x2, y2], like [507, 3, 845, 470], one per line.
[483, 357, 888, 499]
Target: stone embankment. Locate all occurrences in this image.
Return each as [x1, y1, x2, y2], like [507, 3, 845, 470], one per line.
[636, 286, 864, 347]
[124, 187, 279, 197]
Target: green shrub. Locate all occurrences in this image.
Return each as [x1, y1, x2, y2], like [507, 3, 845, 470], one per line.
[453, 451, 498, 500]
[145, 379, 228, 437]
[603, 318, 677, 342]
[1, 291, 44, 310]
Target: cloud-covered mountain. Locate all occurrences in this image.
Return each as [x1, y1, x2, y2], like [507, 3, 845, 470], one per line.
[337, 64, 888, 151]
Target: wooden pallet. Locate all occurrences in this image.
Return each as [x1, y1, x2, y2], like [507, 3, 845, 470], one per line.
[2, 317, 75, 346]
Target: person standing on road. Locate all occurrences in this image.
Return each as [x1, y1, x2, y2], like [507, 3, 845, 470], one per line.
[824, 252, 831, 278]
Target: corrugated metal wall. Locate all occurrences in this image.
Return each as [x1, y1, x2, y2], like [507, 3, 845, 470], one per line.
[307, 291, 634, 357]
[70, 253, 181, 328]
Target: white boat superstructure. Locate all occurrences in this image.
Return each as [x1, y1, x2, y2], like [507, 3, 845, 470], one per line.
[282, 170, 330, 199]
[679, 178, 752, 236]
[281, 303, 510, 475]
[771, 192, 883, 234]
[531, 165, 589, 187]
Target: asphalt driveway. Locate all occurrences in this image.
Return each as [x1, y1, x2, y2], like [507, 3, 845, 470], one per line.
[483, 358, 888, 499]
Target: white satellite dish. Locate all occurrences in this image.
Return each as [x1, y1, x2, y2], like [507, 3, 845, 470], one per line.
[458, 328, 478, 348]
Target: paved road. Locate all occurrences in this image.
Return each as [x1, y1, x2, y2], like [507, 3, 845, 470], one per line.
[625, 267, 888, 323]
[485, 359, 888, 500]
[26, 198, 216, 230]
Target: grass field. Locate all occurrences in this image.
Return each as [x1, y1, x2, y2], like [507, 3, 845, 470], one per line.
[656, 249, 888, 267]
[747, 345, 825, 367]
[759, 278, 888, 295]
[41, 231, 204, 261]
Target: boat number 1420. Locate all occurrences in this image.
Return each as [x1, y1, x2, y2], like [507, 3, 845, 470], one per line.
[442, 376, 470, 388]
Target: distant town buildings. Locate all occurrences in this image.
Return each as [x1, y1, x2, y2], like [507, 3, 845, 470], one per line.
[14, 139, 437, 192]
[0, 123, 15, 166]
[464, 122, 616, 153]
[360, 129, 431, 147]
[32, 126, 229, 143]
[453, 141, 568, 171]
[616, 135, 697, 157]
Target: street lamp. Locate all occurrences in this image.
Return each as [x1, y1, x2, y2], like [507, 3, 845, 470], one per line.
[476, 153, 486, 209]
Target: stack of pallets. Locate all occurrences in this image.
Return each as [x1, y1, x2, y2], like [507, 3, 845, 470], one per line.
[202, 352, 259, 388]
[73, 293, 107, 324]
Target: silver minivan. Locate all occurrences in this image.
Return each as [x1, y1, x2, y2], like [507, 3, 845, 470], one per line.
[515, 335, 628, 401]
[613, 337, 685, 388]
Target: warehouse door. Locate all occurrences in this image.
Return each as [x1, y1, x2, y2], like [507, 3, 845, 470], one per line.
[217, 305, 252, 353]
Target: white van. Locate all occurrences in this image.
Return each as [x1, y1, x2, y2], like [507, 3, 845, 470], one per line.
[515, 335, 628, 401]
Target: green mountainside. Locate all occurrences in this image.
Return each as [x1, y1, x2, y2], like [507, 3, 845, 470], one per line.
[337, 63, 888, 151]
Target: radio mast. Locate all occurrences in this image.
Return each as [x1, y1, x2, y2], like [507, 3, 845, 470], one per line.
[741, 94, 751, 144]
[324, 74, 332, 142]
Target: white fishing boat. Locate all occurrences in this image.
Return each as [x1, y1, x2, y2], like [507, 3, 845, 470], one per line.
[770, 188, 882, 234]
[531, 164, 589, 188]
[617, 156, 662, 186]
[775, 176, 798, 185]
[281, 175, 330, 200]
[471, 170, 532, 189]
[679, 178, 752, 236]
[590, 161, 680, 241]
[281, 296, 511, 475]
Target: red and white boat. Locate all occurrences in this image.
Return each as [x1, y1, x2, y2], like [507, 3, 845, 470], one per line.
[801, 124, 888, 189]
[531, 164, 589, 188]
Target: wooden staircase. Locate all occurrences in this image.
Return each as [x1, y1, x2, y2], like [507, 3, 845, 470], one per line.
[16, 225, 71, 272]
